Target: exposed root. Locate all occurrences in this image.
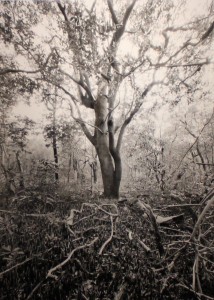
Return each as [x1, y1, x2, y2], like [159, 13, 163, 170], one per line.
[47, 237, 99, 280]
[99, 215, 114, 255]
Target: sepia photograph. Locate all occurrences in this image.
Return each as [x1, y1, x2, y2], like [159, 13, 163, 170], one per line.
[0, 0, 214, 298]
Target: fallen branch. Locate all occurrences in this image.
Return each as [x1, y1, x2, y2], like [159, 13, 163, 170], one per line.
[47, 237, 98, 280]
[133, 200, 165, 256]
[114, 282, 128, 300]
[0, 258, 32, 278]
[190, 195, 214, 241]
[74, 258, 94, 276]
[0, 210, 55, 219]
[26, 278, 46, 300]
[99, 215, 114, 255]
[138, 239, 151, 253]
[177, 283, 214, 300]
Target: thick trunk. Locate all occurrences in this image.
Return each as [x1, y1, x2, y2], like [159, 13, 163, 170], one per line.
[94, 90, 116, 198]
[94, 85, 124, 198]
[96, 139, 115, 197]
[96, 147, 122, 198]
[112, 156, 122, 198]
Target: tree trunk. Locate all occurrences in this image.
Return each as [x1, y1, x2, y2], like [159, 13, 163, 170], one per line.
[52, 127, 59, 182]
[96, 139, 115, 197]
[67, 152, 72, 183]
[16, 151, 25, 188]
[94, 91, 116, 198]
[112, 156, 122, 198]
[94, 90, 122, 198]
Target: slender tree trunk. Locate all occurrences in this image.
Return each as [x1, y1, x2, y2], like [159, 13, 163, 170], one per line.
[67, 152, 72, 183]
[52, 126, 59, 182]
[52, 91, 59, 182]
[16, 151, 25, 188]
[92, 160, 97, 184]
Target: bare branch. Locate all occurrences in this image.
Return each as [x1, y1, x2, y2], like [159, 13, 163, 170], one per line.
[178, 66, 202, 87]
[122, 0, 137, 27]
[26, 279, 46, 300]
[43, 78, 78, 104]
[116, 81, 165, 152]
[201, 20, 214, 41]
[138, 239, 151, 253]
[123, 59, 146, 78]
[153, 19, 214, 70]
[171, 109, 214, 176]
[107, 0, 119, 25]
[60, 69, 95, 105]
[196, 162, 214, 166]
[68, 102, 96, 145]
[56, 1, 69, 22]
[110, 0, 137, 46]
[0, 52, 54, 76]
[0, 258, 32, 278]
[177, 283, 214, 300]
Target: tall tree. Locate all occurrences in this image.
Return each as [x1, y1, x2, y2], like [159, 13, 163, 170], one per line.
[53, 0, 213, 197]
[43, 85, 61, 182]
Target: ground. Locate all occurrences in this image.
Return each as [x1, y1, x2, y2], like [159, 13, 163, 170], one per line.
[0, 188, 213, 299]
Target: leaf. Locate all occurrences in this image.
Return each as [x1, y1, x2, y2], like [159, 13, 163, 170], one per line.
[1, 245, 11, 252]
[155, 214, 184, 225]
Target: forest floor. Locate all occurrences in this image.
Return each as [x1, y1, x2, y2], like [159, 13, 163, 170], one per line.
[0, 187, 213, 300]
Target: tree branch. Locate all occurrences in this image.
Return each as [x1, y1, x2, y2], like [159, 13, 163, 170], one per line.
[43, 79, 78, 104]
[68, 103, 95, 145]
[0, 52, 54, 76]
[107, 0, 119, 25]
[110, 0, 137, 47]
[122, 0, 137, 27]
[60, 69, 95, 105]
[57, 1, 69, 22]
[190, 195, 214, 241]
[171, 109, 214, 176]
[116, 81, 164, 152]
[0, 258, 32, 277]
[201, 20, 214, 41]
[152, 19, 214, 69]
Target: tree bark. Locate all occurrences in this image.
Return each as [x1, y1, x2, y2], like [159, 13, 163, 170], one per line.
[52, 125, 59, 182]
[112, 155, 122, 198]
[94, 91, 116, 198]
[16, 151, 25, 188]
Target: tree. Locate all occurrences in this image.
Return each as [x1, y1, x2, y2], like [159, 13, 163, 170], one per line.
[43, 85, 62, 182]
[50, 0, 214, 198]
[52, 0, 138, 198]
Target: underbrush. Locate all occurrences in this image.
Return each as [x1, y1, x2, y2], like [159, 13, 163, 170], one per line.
[0, 189, 213, 299]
